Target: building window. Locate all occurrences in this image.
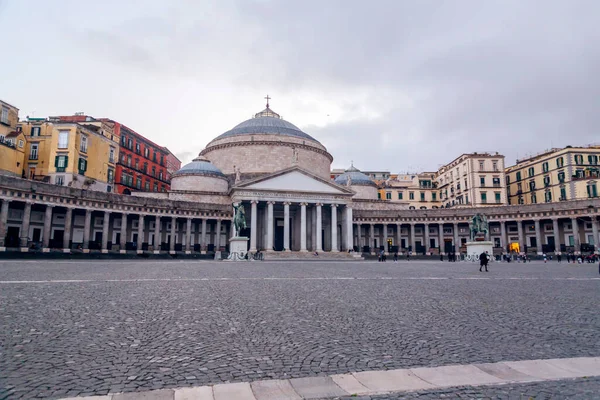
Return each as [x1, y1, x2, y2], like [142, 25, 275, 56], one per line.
[136, 177, 142, 189]
[481, 192, 487, 203]
[142, 162, 147, 173]
[58, 131, 69, 149]
[574, 154, 583, 165]
[159, 171, 163, 180]
[152, 166, 156, 177]
[506, 175, 510, 185]
[479, 161, 484, 171]
[528, 166, 535, 177]
[55, 175, 65, 186]
[18, 139, 24, 148]
[29, 143, 38, 160]
[558, 171, 565, 183]
[420, 192, 425, 201]
[432, 192, 436, 201]
[575, 169, 584, 179]
[398, 192, 403, 200]
[135, 159, 139, 170]
[153, 152, 157, 162]
[492, 161, 498, 171]
[145, 181, 150, 191]
[127, 155, 132, 167]
[161, 185, 166, 192]
[531, 193, 537, 204]
[495, 192, 501, 203]
[385, 192, 391, 200]
[109, 147, 115, 163]
[161, 155, 165, 166]
[542, 162, 549, 172]
[543, 175, 550, 187]
[560, 186, 567, 200]
[144, 147, 149, 158]
[556, 157, 564, 168]
[529, 180, 536, 191]
[516, 171, 522, 181]
[377, 192, 381, 199]
[121, 135, 127, 146]
[80, 135, 88, 153]
[409, 192, 414, 200]
[588, 155, 598, 165]
[588, 181, 598, 198]
[55, 155, 68, 172]
[545, 190, 552, 203]
[0, 106, 8, 124]
[78, 158, 88, 175]
[31, 126, 40, 137]
[135, 142, 140, 153]
[480, 176, 485, 187]
[128, 138, 133, 149]
[107, 168, 114, 183]
[492, 177, 500, 187]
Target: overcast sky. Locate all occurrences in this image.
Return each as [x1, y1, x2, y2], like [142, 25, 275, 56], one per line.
[1, 0, 598, 172]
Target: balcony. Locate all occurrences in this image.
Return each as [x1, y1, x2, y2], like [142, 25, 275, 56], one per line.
[29, 154, 38, 160]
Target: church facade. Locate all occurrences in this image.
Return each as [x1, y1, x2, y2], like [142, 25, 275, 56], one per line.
[0, 103, 599, 256]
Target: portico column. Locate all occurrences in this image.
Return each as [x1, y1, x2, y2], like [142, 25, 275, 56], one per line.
[283, 202, 290, 251]
[410, 223, 416, 253]
[201, 218, 207, 253]
[250, 201, 258, 252]
[396, 223, 402, 252]
[137, 214, 145, 253]
[153, 215, 159, 253]
[266, 201, 274, 251]
[63, 207, 73, 252]
[424, 222, 430, 255]
[571, 217, 580, 254]
[120, 213, 128, 253]
[453, 222, 459, 252]
[517, 220, 524, 253]
[345, 207, 353, 252]
[331, 204, 338, 252]
[534, 219, 542, 255]
[101, 211, 110, 253]
[315, 203, 323, 252]
[369, 223, 375, 253]
[382, 223, 388, 254]
[438, 223, 444, 255]
[500, 221, 507, 250]
[300, 202, 308, 252]
[42, 205, 53, 251]
[552, 218, 561, 253]
[357, 223, 362, 250]
[185, 218, 192, 253]
[0, 200, 10, 249]
[20, 202, 32, 250]
[592, 217, 599, 253]
[169, 217, 176, 253]
[215, 219, 222, 251]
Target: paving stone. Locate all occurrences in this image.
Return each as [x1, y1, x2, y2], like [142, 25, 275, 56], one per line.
[410, 364, 504, 387]
[289, 376, 348, 398]
[545, 356, 600, 376]
[331, 374, 370, 395]
[250, 379, 301, 400]
[112, 389, 174, 400]
[173, 386, 214, 400]
[353, 369, 435, 392]
[475, 361, 538, 382]
[213, 382, 256, 400]
[503, 359, 585, 380]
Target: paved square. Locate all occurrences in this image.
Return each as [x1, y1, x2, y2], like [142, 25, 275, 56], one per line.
[0, 260, 599, 399]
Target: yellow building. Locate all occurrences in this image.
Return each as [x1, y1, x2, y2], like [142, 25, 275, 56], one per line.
[0, 100, 25, 177]
[17, 118, 118, 192]
[505, 145, 600, 205]
[380, 172, 441, 209]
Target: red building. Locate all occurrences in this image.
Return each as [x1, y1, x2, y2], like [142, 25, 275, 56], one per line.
[116, 124, 171, 195]
[163, 147, 182, 181]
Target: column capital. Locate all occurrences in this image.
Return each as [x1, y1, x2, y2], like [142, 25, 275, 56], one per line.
[267, 201, 276, 205]
[331, 203, 338, 208]
[315, 202, 323, 207]
[299, 202, 308, 206]
[283, 201, 291, 206]
[250, 200, 260, 204]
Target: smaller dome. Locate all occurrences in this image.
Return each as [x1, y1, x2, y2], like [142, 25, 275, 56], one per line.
[334, 164, 377, 187]
[173, 156, 225, 178]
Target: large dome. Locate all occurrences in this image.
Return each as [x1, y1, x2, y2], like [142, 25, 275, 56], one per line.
[170, 156, 228, 193]
[201, 102, 333, 179]
[172, 156, 225, 178]
[334, 165, 377, 187]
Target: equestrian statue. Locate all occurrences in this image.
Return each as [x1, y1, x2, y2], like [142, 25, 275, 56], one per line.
[232, 203, 247, 237]
[469, 213, 489, 241]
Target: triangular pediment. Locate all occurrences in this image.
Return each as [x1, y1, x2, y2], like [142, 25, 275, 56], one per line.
[236, 167, 352, 195]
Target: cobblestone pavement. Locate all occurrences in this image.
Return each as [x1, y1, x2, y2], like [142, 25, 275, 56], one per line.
[1, 260, 598, 399]
[339, 377, 600, 399]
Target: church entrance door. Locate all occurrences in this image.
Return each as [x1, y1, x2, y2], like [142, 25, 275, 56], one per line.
[274, 219, 284, 251]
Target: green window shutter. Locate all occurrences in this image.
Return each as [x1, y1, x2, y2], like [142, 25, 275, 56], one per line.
[64, 156, 68, 168]
[55, 156, 59, 167]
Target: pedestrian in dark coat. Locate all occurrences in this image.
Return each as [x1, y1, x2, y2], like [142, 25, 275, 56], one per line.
[479, 252, 489, 272]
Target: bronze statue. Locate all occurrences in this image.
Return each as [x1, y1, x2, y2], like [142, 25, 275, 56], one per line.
[470, 213, 489, 241]
[232, 203, 247, 236]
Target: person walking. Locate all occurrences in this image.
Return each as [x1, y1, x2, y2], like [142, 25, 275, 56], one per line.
[479, 251, 489, 272]
[393, 251, 398, 262]
[543, 253, 547, 263]
[557, 253, 562, 263]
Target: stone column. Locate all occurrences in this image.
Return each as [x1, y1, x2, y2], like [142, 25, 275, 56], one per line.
[215, 219, 222, 250]
[185, 218, 192, 253]
[357, 223, 362, 250]
[20, 202, 32, 249]
[369, 223, 375, 254]
[331, 204, 338, 252]
[410, 223, 416, 253]
[137, 214, 145, 254]
[424, 223, 430, 255]
[396, 223, 402, 252]
[534, 219, 542, 255]
[249, 201, 258, 252]
[153, 215, 159, 253]
[101, 211, 110, 253]
[266, 201, 274, 251]
[382, 223, 388, 254]
[517, 220, 524, 253]
[82, 210, 92, 252]
[453, 222, 459, 252]
[571, 217, 580, 254]
[500, 221, 507, 250]
[0, 200, 10, 249]
[316, 203, 323, 252]
[200, 218, 207, 253]
[552, 218, 561, 253]
[120, 213, 128, 253]
[170, 217, 177, 253]
[63, 207, 73, 252]
[300, 202, 308, 252]
[592, 217, 599, 252]
[42, 205, 53, 252]
[283, 202, 290, 251]
[345, 207, 353, 252]
[438, 223, 444, 255]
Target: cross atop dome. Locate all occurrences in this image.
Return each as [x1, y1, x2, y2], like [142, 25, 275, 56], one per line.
[255, 94, 281, 119]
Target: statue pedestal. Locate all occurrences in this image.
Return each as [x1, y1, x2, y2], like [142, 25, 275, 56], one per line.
[465, 241, 493, 261]
[225, 237, 249, 261]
